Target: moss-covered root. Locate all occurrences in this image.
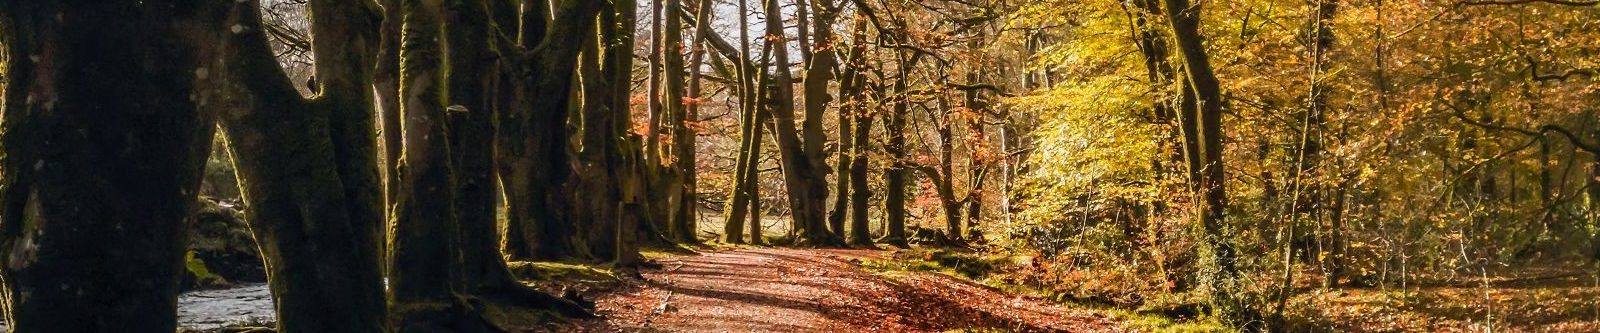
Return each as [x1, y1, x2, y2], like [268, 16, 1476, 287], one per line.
[480, 283, 598, 319]
[391, 300, 500, 333]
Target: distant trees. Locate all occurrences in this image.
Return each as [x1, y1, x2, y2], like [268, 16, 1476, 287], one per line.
[13, 0, 1600, 331]
[1010, 0, 1600, 329]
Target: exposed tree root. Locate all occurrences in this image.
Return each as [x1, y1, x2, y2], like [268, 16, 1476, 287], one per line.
[391, 299, 500, 333]
[477, 281, 597, 319]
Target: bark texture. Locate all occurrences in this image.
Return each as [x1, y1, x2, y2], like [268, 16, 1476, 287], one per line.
[0, 2, 215, 331]
[199, 0, 390, 331]
[498, 0, 605, 260]
[764, 0, 841, 246]
[1163, 0, 1250, 323]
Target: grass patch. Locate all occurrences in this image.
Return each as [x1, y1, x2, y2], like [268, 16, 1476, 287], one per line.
[859, 247, 1004, 280]
[507, 261, 619, 285]
[639, 244, 699, 260]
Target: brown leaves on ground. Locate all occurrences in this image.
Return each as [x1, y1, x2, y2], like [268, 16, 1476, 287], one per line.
[1287, 266, 1600, 333]
[564, 248, 1124, 333]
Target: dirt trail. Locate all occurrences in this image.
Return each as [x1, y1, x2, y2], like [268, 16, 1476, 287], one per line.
[571, 248, 1124, 333]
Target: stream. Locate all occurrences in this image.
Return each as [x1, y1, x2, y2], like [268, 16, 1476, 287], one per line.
[0, 283, 276, 331]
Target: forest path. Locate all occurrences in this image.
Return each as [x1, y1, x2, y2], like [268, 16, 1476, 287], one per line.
[570, 248, 1126, 333]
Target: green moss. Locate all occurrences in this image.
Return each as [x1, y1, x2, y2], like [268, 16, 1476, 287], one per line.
[859, 248, 1006, 281]
[639, 244, 697, 260]
[507, 261, 618, 284]
[479, 298, 567, 332]
[185, 250, 227, 287]
[1113, 310, 1231, 333]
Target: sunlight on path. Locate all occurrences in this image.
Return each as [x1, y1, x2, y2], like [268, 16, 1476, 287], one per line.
[575, 248, 1124, 333]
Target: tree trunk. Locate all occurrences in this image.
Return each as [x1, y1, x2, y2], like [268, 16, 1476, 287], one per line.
[498, 0, 547, 262]
[646, 0, 665, 170]
[963, 53, 989, 240]
[1164, 0, 1248, 323]
[829, 111, 856, 238]
[935, 92, 961, 239]
[661, 0, 692, 243]
[830, 16, 869, 238]
[444, 0, 508, 292]
[1589, 126, 1600, 261]
[0, 2, 213, 331]
[803, 1, 841, 240]
[499, 0, 605, 261]
[722, 0, 756, 244]
[1304, 0, 1338, 288]
[200, 1, 390, 331]
[880, 52, 917, 247]
[387, 1, 478, 330]
[607, 0, 645, 266]
[573, 0, 639, 263]
[764, 0, 841, 246]
[377, 0, 404, 254]
[724, 101, 758, 243]
[848, 106, 878, 246]
[751, 110, 772, 245]
[390, 2, 593, 328]
[680, 0, 714, 244]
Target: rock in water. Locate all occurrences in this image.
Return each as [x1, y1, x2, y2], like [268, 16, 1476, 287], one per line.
[183, 197, 267, 291]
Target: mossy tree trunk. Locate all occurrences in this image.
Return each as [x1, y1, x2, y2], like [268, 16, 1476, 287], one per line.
[0, 2, 214, 331]
[198, 0, 390, 331]
[848, 103, 878, 247]
[575, 15, 622, 262]
[387, 1, 595, 329]
[750, 110, 772, 245]
[694, 2, 776, 245]
[721, 0, 759, 244]
[387, 0, 475, 330]
[723, 80, 758, 243]
[442, 0, 530, 295]
[498, 0, 605, 260]
[661, 0, 696, 243]
[607, 0, 646, 266]
[574, 0, 645, 263]
[377, 0, 404, 243]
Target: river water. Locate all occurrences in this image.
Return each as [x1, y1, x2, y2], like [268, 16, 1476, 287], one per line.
[0, 283, 276, 331]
